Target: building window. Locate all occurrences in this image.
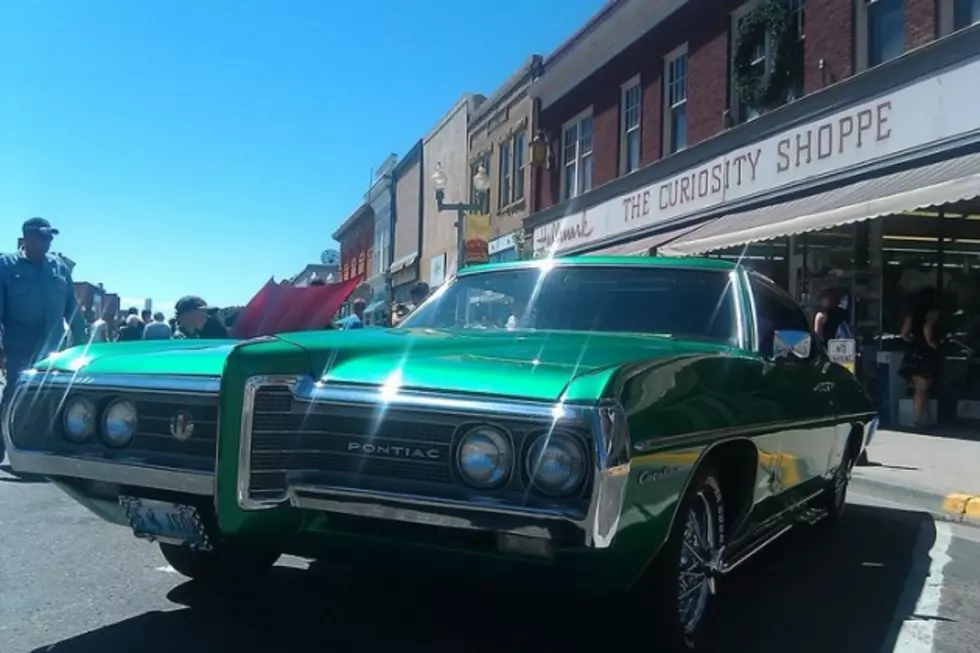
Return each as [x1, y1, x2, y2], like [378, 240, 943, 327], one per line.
[856, 0, 904, 70]
[940, 0, 980, 32]
[495, 130, 527, 209]
[955, 0, 980, 28]
[663, 46, 688, 155]
[561, 110, 593, 200]
[620, 76, 641, 174]
[513, 130, 526, 202]
[730, 0, 805, 124]
[498, 139, 511, 208]
[470, 154, 490, 212]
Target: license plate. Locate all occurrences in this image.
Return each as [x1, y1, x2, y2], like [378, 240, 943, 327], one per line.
[119, 497, 211, 550]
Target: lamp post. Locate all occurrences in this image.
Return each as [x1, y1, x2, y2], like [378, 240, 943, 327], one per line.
[431, 162, 490, 274]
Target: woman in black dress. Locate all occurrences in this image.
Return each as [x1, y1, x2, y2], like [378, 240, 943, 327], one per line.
[899, 287, 941, 427]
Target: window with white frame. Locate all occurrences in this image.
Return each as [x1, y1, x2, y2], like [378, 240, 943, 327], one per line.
[940, 0, 980, 33]
[562, 111, 593, 200]
[513, 130, 526, 202]
[496, 130, 527, 208]
[856, 0, 904, 71]
[730, 0, 805, 124]
[663, 46, 688, 155]
[620, 77, 641, 174]
[498, 139, 511, 208]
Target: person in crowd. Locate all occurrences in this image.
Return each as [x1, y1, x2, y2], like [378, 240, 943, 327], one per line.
[143, 312, 172, 340]
[900, 287, 942, 428]
[116, 314, 144, 341]
[409, 282, 429, 309]
[812, 287, 851, 344]
[122, 307, 145, 339]
[89, 312, 110, 343]
[172, 296, 214, 339]
[200, 308, 229, 338]
[0, 218, 78, 460]
[336, 298, 366, 330]
[140, 308, 152, 325]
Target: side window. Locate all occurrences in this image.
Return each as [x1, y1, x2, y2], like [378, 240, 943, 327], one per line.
[751, 279, 811, 355]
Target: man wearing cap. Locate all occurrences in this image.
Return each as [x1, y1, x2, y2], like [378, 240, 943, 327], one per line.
[172, 296, 212, 339]
[0, 218, 77, 460]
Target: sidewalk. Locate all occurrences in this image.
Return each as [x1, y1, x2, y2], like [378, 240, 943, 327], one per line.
[852, 428, 980, 525]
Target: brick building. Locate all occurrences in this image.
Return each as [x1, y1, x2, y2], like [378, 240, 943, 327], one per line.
[523, 0, 980, 428]
[467, 55, 544, 263]
[526, 0, 980, 255]
[333, 203, 374, 316]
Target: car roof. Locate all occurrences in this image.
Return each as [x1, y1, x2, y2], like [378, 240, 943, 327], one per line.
[457, 256, 739, 276]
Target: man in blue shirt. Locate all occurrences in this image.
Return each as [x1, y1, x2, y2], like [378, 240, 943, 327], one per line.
[0, 218, 77, 461]
[336, 298, 366, 330]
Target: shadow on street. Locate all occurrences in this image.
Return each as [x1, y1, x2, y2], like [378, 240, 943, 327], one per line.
[31, 503, 937, 652]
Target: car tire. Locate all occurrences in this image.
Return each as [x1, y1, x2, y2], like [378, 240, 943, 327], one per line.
[818, 445, 855, 529]
[159, 542, 280, 583]
[634, 463, 725, 651]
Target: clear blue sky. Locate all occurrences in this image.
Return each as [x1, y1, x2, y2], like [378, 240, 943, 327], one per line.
[0, 0, 601, 310]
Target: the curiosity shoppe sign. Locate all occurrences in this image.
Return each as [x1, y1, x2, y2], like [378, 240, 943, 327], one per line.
[533, 55, 980, 255]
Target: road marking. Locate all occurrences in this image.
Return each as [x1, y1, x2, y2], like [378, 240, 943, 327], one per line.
[888, 520, 953, 653]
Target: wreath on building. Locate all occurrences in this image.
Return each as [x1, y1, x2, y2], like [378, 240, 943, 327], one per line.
[733, 0, 802, 111]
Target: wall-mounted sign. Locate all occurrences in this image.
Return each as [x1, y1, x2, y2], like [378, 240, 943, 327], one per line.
[534, 55, 980, 254]
[429, 253, 446, 287]
[488, 232, 516, 255]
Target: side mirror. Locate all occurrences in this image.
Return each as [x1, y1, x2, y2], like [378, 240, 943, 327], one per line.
[772, 330, 812, 360]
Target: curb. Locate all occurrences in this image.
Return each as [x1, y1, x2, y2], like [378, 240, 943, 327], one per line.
[850, 472, 980, 527]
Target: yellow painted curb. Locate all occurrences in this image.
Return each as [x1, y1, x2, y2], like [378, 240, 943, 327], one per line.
[942, 493, 980, 520]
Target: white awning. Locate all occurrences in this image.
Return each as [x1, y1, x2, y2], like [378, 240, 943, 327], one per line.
[389, 252, 418, 274]
[658, 151, 980, 257]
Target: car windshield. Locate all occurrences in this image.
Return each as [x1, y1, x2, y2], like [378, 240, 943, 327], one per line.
[399, 264, 737, 343]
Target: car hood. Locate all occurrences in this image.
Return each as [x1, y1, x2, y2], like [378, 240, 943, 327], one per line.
[277, 328, 732, 403]
[35, 339, 240, 376]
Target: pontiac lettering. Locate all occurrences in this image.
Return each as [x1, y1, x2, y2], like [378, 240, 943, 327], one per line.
[347, 441, 440, 460]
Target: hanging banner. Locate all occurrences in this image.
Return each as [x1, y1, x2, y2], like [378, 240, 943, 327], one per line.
[463, 213, 492, 265]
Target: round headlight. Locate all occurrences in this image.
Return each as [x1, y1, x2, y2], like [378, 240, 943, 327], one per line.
[63, 396, 96, 443]
[456, 426, 513, 489]
[526, 434, 587, 497]
[101, 398, 138, 447]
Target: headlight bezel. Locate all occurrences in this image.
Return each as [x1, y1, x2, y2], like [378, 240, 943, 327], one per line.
[524, 430, 589, 498]
[454, 424, 515, 490]
[99, 397, 139, 448]
[62, 395, 97, 444]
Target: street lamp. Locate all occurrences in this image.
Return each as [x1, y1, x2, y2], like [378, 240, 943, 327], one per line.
[432, 162, 490, 272]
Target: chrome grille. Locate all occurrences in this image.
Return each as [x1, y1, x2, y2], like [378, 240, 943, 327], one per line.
[247, 386, 458, 497]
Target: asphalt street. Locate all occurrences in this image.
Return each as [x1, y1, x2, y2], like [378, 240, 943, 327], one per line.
[2, 465, 979, 653]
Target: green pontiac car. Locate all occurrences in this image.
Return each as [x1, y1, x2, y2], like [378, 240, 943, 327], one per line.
[4, 257, 876, 649]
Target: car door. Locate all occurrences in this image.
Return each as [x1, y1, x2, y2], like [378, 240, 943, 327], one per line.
[749, 275, 839, 503]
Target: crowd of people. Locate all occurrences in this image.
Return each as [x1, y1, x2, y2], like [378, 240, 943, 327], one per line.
[86, 297, 231, 343]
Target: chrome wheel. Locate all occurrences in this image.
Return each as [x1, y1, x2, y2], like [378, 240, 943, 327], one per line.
[677, 488, 721, 635]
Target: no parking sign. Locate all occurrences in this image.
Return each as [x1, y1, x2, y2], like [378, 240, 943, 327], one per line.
[828, 339, 856, 374]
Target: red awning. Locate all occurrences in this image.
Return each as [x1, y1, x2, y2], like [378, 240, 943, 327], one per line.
[230, 278, 359, 339]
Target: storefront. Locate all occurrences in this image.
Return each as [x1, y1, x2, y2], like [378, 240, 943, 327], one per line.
[488, 232, 518, 263]
[525, 30, 980, 429]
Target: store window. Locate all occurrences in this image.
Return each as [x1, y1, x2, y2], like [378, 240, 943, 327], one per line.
[705, 239, 790, 289]
[620, 76, 642, 174]
[498, 139, 511, 208]
[663, 45, 688, 155]
[856, 0, 904, 70]
[561, 110, 594, 200]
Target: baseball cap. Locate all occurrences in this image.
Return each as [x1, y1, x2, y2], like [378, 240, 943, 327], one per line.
[22, 217, 60, 237]
[175, 296, 208, 316]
